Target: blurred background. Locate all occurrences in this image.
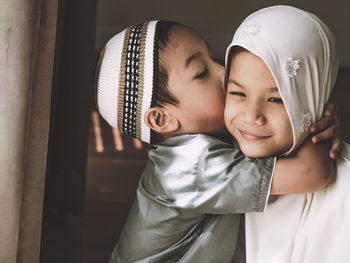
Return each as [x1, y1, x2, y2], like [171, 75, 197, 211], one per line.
[40, 0, 350, 262]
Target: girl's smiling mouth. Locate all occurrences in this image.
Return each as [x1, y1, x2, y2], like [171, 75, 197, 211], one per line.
[238, 129, 271, 141]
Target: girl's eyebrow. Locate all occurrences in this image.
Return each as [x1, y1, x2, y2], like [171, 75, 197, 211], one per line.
[228, 78, 278, 91]
[227, 78, 245, 88]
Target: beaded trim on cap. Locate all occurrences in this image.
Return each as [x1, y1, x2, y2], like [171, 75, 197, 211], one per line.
[97, 20, 159, 144]
[117, 23, 148, 139]
[119, 21, 159, 144]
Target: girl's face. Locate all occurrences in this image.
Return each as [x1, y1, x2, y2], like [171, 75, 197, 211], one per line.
[163, 26, 227, 136]
[224, 50, 293, 158]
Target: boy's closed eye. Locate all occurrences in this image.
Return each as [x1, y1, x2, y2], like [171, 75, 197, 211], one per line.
[195, 68, 208, 79]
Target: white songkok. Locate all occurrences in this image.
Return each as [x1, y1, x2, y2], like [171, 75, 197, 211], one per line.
[225, 5, 339, 155]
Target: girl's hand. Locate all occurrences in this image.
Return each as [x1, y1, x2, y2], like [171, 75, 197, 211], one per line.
[310, 102, 342, 159]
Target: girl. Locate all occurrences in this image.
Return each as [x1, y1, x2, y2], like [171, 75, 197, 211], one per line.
[225, 5, 350, 263]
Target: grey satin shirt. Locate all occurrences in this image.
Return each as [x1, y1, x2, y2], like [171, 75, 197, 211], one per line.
[109, 134, 276, 263]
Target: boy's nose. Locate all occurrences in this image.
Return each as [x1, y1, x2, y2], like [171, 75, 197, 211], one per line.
[216, 64, 225, 90]
[220, 71, 225, 86]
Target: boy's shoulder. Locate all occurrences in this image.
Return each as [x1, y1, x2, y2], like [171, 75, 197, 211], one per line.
[155, 133, 232, 148]
[147, 134, 235, 162]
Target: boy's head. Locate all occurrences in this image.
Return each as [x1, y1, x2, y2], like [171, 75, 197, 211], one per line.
[94, 20, 226, 144]
[224, 5, 338, 158]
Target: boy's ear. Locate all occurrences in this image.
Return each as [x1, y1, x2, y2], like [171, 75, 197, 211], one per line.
[144, 107, 179, 134]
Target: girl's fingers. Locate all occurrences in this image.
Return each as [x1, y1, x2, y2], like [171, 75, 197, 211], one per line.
[329, 138, 342, 159]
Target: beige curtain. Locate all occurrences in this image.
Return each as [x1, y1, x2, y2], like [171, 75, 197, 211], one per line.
[0, 0, 58, 262]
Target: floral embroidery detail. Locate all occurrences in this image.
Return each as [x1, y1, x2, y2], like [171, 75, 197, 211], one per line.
[241, 24, 261, 36]
[285, 57, 301, 77]
[301, 112, 312, 132]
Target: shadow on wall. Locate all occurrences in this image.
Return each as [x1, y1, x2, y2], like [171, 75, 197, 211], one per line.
[334, 67, 350, 143]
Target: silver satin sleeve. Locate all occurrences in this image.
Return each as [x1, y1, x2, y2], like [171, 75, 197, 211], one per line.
[109, 134, 276, 263]
[146, 134, 275, 214]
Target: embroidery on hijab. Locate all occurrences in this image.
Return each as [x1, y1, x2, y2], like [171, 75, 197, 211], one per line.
[301, 112, 312, 131]
[241, 24, 261, 36]
[285, 57, 301, 77]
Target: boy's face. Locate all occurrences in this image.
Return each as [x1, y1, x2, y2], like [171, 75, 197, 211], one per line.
[224, 51, 293, 157]
[163, 26, 227, 136]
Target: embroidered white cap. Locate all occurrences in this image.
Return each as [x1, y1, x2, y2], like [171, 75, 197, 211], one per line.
[96, 20, 159, 144]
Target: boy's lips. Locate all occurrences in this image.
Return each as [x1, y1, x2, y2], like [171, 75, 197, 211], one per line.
[238, 129, 271, 141]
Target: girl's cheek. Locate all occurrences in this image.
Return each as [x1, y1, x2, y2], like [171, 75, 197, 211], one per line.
[224, 103, 234, 121]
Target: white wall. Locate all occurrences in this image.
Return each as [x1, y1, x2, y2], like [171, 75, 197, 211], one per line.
[95, 0, 350, 66]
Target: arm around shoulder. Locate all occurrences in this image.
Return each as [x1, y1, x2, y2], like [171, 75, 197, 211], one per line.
[270, 138, 335, 195]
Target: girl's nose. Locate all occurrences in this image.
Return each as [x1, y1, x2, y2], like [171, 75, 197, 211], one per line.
[241, 104, 266, 126]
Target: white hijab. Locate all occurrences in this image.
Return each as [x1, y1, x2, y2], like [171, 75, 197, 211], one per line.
[225, 5, 339, 155]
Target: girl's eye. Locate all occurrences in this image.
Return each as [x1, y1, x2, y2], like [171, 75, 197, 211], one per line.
[268, 97, 283, 104]
[229, 91, 246, 97]
[196, 68, 208, 79]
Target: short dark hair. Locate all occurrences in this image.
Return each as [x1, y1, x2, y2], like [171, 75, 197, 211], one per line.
[154, 21, 179, 107]
[151, 21, 180, 143]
